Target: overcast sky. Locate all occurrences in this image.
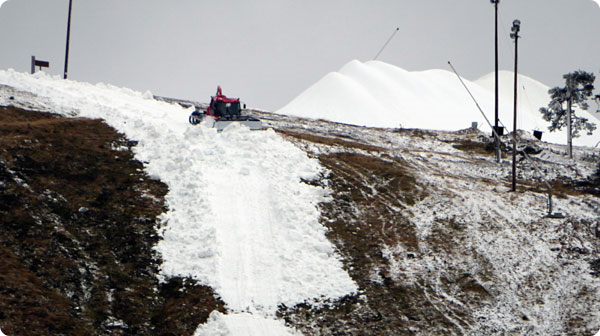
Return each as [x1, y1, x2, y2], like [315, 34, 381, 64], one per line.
[1, 0, 599, 111]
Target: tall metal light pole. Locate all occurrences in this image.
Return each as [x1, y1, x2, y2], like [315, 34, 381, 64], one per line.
[491, 0, 500, 163]
[510, 19, 521, 192]
[64, 0, 73, 79]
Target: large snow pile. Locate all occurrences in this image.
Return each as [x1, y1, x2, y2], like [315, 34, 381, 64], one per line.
[0, 69, 356, 335]
[276, 60, 600, 148]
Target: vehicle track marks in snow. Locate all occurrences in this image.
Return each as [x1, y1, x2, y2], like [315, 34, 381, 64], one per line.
[198, 124, 356, 314]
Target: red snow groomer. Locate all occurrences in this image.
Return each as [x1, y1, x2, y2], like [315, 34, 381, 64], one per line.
[188, 86, 262, 131]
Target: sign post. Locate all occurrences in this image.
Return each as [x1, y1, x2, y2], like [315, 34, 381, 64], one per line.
[31, 56, 50, 74]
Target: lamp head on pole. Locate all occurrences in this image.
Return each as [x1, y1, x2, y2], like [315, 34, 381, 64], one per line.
[490, 0, 499, 4]
[510, 19, 521, 39]
[512, 20, 521, 31]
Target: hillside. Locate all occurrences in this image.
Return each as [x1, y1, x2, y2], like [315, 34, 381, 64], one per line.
[1, 71, 600, 335]
[264, 111, 600, 335]
[0, 71, 357, 335]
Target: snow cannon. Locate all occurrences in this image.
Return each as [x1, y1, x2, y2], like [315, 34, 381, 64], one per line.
[189, 86, 262, 131]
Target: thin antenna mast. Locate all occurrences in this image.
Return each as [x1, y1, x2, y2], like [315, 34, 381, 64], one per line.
[374, 27, 399, 60]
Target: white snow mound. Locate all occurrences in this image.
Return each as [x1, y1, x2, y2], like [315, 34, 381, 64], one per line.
[277, 60, 600, 148]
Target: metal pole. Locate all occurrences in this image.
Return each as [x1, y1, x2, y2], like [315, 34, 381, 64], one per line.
[31, 56, 36, 74]
[374, 27, 399, 60]
[448, 61, 502, 144]
[548, 186, 553, 216]
[511, 25, 519, 192]
[64, 0, 73, 79]
[494, 1, 500, 163]
[567, 82, 573, 159]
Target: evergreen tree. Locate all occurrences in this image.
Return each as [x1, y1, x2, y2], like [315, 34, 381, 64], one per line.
[539, 70, 597, 137]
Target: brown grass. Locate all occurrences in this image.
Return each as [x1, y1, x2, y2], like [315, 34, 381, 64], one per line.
[452, 139, 495, 155]
[0, 106, 223, 335]
[519, 177, 589, 198]
[277, 129, 386, 152]
[0, 247, 91, 335]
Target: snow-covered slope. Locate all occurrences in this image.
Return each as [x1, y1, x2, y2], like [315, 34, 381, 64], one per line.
[2, 68, 599, 336]
[0, 69, 356, 335]
[276, 60, 600, 148]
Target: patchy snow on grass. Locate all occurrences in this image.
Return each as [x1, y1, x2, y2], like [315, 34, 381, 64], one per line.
[382, 128, 600, 335]
[269, 109, 599, 334]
